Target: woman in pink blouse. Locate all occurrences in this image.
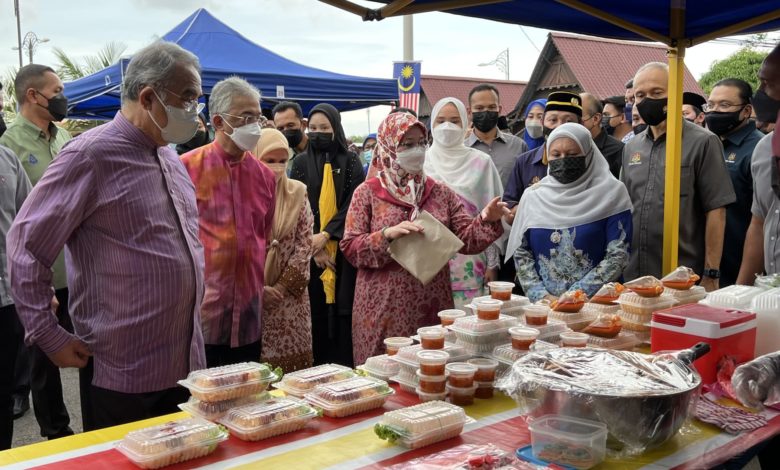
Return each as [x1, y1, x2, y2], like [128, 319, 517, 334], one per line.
[341, 113, 509, 365]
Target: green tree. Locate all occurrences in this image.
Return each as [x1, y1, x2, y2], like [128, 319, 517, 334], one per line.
[699, 47, 768, 95]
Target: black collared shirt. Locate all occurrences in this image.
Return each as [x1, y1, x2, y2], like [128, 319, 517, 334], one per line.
[593, 130, 624, 178]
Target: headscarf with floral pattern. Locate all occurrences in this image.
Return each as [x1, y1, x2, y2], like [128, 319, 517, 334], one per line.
[375, 112, 428, 218]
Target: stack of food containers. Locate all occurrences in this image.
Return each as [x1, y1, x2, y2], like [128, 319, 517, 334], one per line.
[445, 362, 478, 405]
[447, 312, 518, 356]
[751, 287, 780, 356]
[547, 290, 593, 332]
[116, 417, 229, 468]
[700, 285, 766, 310]
[664, 286, 707, 306]
[177, 362, 279, 421]
[466, 281, 530, 318]
[304, 376, 394, 417]
[491, 327, 558, 371]
[616, 276, 677, 344]
[273, 364, 355, 398]
[468, 358, 500, 399]
[219, 397, 319, 441]
[521, 304, 570, 345]
[358, 354, 401, 382]
[390, 343, 469, 393]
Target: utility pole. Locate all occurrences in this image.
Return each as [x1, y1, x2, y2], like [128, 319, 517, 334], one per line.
[403, 15, 413, 61]
[14, 0, 22, 67]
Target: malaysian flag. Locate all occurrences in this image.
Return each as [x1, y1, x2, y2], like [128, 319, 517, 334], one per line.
[393, 61, 421, 115]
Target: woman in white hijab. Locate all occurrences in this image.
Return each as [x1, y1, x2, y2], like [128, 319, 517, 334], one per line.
[505, 123, 633, 302]
[425, 97, 504, 307]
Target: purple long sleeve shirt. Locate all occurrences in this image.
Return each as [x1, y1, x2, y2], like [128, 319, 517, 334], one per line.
[7, 111, 206, 394]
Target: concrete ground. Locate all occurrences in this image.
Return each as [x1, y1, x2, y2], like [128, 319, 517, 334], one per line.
[11, 368, 82, 448]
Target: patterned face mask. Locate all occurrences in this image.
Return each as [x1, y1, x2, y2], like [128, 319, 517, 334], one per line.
[548, 155, 587, 184]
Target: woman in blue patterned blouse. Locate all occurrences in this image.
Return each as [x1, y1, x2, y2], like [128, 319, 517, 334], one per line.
[505, 123, 634, 303]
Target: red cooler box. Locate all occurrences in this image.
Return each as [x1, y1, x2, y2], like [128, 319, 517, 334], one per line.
[651, 304, 756, 384]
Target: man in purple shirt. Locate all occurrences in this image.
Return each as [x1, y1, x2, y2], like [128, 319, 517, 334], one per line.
[7, 41, 207, 431]
[503, 91, 583, 219]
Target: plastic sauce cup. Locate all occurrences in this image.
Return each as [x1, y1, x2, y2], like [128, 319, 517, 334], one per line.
[474, 299, 503, 321]
[416, 370, 447, 394]
[468, 358, 499, 382]
[475, 381, 495, 399]
[445, 362, 478, 388]
[416, 350, 449, 376]
[438, 309, 466, 327]
[509, 326, 540, 351]
[384, 337, 413, 356]
[417, 326, 447, 350]
[560, 331, 589, 348]
[488, 281, 515, 301]
[415, 387, 446, 402]
[447, 383, 477, 406]
[524, 305, 549, 326]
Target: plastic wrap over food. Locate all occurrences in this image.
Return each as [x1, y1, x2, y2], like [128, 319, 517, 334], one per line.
[661, 266, 700, 290]
[551, 290, 587, 313]
[590, 283, 624, 305]
[498, 348, 701, 452]
[624, 276, 664, 298]
[387, 443, 519, 469]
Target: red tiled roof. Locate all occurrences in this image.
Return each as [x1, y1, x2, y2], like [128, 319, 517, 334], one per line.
[550, 32, 704, 99]
[421, 75, 527, 109]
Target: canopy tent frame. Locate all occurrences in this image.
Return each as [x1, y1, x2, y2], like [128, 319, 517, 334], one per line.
[321, 0, 780, 275]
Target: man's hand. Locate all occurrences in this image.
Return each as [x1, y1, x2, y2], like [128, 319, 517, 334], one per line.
[312, 233, 329, 253]
[701, 276, 720, 292]
[48, 339, 91, 368]
[313, 249, 336, 271]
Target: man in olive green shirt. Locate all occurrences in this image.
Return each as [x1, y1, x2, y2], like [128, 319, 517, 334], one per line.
[0, 64, 74, 439]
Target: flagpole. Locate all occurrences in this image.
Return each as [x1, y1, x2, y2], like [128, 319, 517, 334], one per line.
[403, 15, 413, 61]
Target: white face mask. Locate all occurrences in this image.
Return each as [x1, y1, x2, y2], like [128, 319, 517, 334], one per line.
[266, 162, 287, 181]
[526, 120, 544, 139]
[147, 90, 200, 144]
[395, 146, 426, 173]
[224, 119, 262, 152]
[432, 121, 464, 147]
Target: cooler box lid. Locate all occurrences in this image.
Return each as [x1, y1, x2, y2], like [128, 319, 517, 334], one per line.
[652, 304, 756, 338]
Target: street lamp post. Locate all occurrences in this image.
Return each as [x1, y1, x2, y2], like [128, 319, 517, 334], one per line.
[12, 31, 50, 65]
[478, 48, 510, 80]
[14, 0, 22, 67]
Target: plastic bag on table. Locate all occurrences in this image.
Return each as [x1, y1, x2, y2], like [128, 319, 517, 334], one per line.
[732, 352, 780, 409]
[582, 314, 622, 338]
[661, 266, 700, 290]
[551, 290, 587, 313]
[590, 282, 624, 305]
[497, 348, 701, 455]
[754, 273, 780, 289]
[624, 276, 664, 298]
[388, 443, 522, 469]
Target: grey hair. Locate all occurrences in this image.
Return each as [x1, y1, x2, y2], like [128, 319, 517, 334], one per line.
[121, 41, 200, 102]
[208, 76, 261, 118]
[634, 62, 669, 82]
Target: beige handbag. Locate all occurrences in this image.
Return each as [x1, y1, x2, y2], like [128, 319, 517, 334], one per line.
[388, 210, 464, 285]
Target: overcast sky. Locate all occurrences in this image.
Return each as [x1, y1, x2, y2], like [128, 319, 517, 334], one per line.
[0, 0, 768, 137]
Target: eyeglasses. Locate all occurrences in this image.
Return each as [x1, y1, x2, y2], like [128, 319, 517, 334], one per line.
[221, 112, 267, 127]
[163, 88, 205, 114]
[703, 102, 747, 113]
[397, 139, 428, 151]
[602, 113, 619, 120]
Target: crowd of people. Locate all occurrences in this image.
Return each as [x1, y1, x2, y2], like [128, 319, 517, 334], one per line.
[1, 38, 780, 450]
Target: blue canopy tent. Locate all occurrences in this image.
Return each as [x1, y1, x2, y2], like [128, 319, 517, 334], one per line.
[64, 8, 398, 119]
[322, 0, 780, 275]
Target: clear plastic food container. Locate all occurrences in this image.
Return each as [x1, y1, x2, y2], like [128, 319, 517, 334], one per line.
[415, 388, 446, 402]
[448, 315, 518, 346]
[751, 287, 780, 356]
[549, 310, 598, 331]
[305, 376, 394, 418]
[116, 417, 228, 469]
[219, 396, 318, 441]
[178, 393, 269, 421]
[178, 362, 278, 402]
[521, 317, 567, 337]
[468, 358, 499, 382]
[617, 292, 677, 316]
[392, 343, 469, 368]
[384, 337, 414, 356]
[560, 331, 589, 347]
[416, 349, 450, 376]
[524, 304, 550, 326]
[586, 331, 640, 350]
[491, 340, 558, 365]
[390, 372, 419, 393]
[618, 311, 652, 331]
[632, 329, 651, 344]
[416, 370, 447, 394]
[581, 302, 621, 316]
[475, 381, 495, 399]
[273, 364, 355, 397]
[487, 281, 515, 301]
[508, 326, 540, 350]
[473, 298, 503, 321]
[438, 309, 466, 326]
[374, 401, 473, 449]
[472, 294, 530, 310]
[418, 326, 448, 350]
[447, 383, 478, 406]
[445, 362, 478, 388]
[700, 285, 765, 309]
[359, 354, 401, 381]
[529, 415, 607, 470]
[663, 286, 707, 305]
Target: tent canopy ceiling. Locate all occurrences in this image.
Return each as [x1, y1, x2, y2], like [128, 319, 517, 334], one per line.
[64, 8, 398, 119]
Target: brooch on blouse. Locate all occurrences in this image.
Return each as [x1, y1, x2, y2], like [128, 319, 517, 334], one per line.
[550, 231, 562, 244]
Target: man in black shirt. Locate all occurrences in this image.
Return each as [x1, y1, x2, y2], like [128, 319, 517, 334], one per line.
[580, 92, 624, 178]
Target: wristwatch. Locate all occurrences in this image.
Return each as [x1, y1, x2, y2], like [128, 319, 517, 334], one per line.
[703, 268, 721, 279]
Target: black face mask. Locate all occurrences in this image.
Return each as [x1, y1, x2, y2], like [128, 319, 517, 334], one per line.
[752, 89, 780, 123]
[308, 132, 335, 152]
[633, 123, 648, 135]
[549, 155, 588, 184]
[36, 91, 68, 122]
[283, 128, 303, 149]
[542, 125, 555, 139]
[472, 111, 500, 133]
[636, 96, 667, 126]
[601, 115, 616, 135]
[704, 109, 746, 137]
